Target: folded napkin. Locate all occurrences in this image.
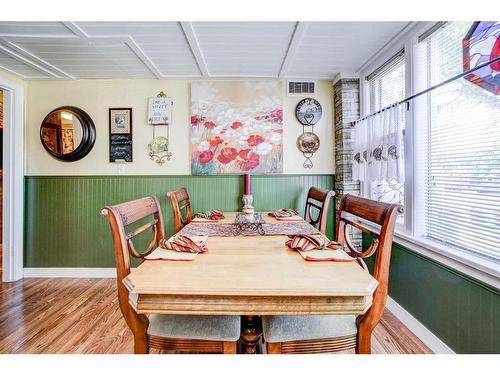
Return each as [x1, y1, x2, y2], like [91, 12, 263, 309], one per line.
[145, 248, 197, 261]
[268, 208, 300, 218]
[158, 235, 208, 253]
[193, 209, 225, 221]
[286, 234, 354, 262]
[286, 234, 341, 251]
[275, 216, 303, 222]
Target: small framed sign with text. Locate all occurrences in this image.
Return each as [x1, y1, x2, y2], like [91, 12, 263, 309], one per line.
[148, 92, 173, 125]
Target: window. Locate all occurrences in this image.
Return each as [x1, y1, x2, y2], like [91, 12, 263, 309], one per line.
[415, 22, 500, 261]
[366, 52, 406, 207]
[368, 50, 406, 113]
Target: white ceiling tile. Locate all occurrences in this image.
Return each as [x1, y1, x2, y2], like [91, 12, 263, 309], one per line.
[0, 21, 411, 79]
[193, 21, 296, 77]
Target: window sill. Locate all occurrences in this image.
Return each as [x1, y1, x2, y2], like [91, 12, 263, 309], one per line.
[355, 218, 500, 290]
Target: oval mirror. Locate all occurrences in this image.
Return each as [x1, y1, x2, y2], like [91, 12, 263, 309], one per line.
[40, 106, 96, 161]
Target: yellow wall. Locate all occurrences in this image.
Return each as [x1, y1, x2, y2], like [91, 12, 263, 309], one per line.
[26, 79, 334, 176]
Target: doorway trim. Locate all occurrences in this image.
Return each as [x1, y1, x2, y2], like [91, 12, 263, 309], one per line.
[1, 75, 24, 282]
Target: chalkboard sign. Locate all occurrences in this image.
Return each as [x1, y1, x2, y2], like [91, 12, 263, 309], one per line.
[109, 108, 133, 162]
[110, 134, 132, 162]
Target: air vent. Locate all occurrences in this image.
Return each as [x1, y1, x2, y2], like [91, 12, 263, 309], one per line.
[287, 81, 316, 96]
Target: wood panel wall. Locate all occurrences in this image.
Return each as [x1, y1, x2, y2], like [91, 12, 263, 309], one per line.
[24, 174, 335, 267]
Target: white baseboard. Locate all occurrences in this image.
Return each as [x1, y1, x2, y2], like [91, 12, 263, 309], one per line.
[23, 267, 117, 278]
[386, 296, 454, 354]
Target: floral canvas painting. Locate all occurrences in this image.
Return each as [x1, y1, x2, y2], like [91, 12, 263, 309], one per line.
[191, 81, 283, 174]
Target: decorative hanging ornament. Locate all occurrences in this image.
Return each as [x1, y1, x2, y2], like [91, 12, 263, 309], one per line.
[148, 91, 173, 166]
[295, 98, 322, 168]
[295, 98, 322, 125]
[297, 132, 320, 168]
[148, 135, 172, 166]
[463, 21, 500, 95]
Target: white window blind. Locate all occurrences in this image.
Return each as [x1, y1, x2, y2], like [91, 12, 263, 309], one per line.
[366, 51, 406, 207]
[368, 50, 405, 112]
[418, 22, 500, 261]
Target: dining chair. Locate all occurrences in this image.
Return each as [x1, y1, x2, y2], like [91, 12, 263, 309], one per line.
[304, 186, 335, 234]
[167, 187, 193, 233]
[262, 194, 399, 354]
[101, 195, 240, 354]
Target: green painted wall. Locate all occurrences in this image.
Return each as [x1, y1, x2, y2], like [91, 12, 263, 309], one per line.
[363, 235, 500, 354]
[24, 174, 335, 267]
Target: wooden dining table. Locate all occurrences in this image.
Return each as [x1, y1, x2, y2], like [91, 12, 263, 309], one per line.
[123, 212, 378, 353]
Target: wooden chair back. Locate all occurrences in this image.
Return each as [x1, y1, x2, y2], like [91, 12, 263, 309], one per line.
[167, 187, 193, 233]
[304, 187, 335, 234]
[100, 195, 165, 352]
[335, 194, 399, 353]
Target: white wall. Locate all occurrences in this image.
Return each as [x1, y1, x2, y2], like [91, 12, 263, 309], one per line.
[25, 79, 334, 176]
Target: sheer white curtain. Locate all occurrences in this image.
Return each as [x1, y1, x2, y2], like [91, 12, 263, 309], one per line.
[352, 103, 405, 199]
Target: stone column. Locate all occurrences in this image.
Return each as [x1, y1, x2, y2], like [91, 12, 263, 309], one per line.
[333, 78, 361, 247]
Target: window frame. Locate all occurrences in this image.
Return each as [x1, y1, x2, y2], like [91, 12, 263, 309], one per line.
[357, 21, 500, 286]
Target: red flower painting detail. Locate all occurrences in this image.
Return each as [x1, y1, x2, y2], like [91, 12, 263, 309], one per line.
[191, 115, 204, 126]
[247, 134, 264, 147]
[236, 149, 260, 171]
[210, 136, 224, 147]
[199, 151, 214, 164]
[231, 121, 243, 130]
[191, 81, 283, 174]
[203, 121, 217, 130]
[217, 147, 238, 164]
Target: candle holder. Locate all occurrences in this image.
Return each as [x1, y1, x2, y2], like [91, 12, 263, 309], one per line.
[242, 194, 255, 215]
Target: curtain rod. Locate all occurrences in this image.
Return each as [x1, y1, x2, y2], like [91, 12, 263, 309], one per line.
[351, 55, 500, 126]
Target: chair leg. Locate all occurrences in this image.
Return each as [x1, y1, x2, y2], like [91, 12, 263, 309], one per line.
[133, 330, 149, 354]
[223, 341, 237, 354]
[355, 327, 372, 354]
[266, 342, 282, 354]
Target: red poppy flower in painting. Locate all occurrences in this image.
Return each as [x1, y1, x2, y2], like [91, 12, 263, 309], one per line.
[247, 134, 264, 147]
[203, 121, 217, 129]
[237, 149, 260, 171]
[217, 147, 238, 164]
[210, 136, 224, 147]
[191, 115, 204, 126]
[199, 150, 214, 164]
[231, 121, 243, 129]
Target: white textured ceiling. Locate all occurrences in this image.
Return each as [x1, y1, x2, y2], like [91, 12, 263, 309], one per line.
[0, 21, 409, 80]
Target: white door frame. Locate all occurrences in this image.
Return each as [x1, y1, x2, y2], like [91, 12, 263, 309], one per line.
[1, 76, 24, 282]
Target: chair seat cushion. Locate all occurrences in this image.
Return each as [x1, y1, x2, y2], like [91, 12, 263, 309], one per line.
[147, 314, 240, 342]
[262, 315, 357, 343]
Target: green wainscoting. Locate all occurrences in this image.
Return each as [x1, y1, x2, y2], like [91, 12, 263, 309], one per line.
[363, 235, 500, 354]
[24, 174, 335, 268]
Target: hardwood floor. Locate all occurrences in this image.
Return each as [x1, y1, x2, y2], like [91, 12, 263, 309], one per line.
[0, 278, 432, 354]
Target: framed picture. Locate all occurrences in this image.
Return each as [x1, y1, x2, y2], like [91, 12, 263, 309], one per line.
[110, 108, 132, 134]
[109, 108, 133, 162]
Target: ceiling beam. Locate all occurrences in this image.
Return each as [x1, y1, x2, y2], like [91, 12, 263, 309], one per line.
[180, 21, 209, 77]
[62, 21, 163, 79]
[0, 38, 76, 79]
[0, 42, 62, 79]
[278, 22, 309, 78]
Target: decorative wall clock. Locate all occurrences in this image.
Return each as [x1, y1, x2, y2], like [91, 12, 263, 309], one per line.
[295, 98, 322, 168]
[295, 98, 322, 126]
